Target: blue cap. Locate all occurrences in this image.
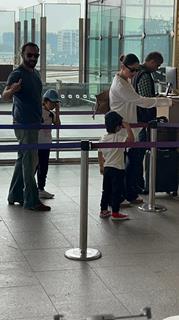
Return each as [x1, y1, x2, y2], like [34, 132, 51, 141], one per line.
[43, 89, 60, 102]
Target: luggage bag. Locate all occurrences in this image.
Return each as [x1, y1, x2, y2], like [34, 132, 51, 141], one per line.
[145, 148, 178, 195]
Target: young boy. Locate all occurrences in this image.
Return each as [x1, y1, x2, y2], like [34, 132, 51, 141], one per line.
[98, 111, 134, 221]
[37, 89, 61, 199]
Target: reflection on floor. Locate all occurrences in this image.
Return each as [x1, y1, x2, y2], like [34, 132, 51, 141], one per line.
[0, 164, 179, 320]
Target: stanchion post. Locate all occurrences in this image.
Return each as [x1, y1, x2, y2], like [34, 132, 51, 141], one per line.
[79, 140, 89, 256]
[55, 128, 60, 161]
[138, 121, 167, 213]
[65, 140, 102, 261]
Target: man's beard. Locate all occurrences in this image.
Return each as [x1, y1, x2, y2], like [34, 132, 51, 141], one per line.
[23, 58, 37, 69]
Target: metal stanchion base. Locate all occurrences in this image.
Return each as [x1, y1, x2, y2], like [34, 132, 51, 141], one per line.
[65, 248, 102, 261]
[138, 202, 167, 213]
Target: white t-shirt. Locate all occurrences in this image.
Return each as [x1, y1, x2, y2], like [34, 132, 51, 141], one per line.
[109, 74, 172, 140]
[100, 131, 126, 170]
[38, 108, 55, 144]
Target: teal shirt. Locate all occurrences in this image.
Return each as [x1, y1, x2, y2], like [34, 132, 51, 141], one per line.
[7, 65, 42, 124]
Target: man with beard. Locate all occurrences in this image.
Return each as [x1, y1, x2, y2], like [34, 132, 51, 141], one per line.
[2, 42, 51, 211]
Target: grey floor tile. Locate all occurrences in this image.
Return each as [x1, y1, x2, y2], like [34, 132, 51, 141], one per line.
[0, 245, 25, 262]
[3, 215, 54, 233]
[23, 248, 86, 271]
[0, 286, 56, 320]
[93, 265, 167, 294]
[12, 229, 71, 250]
[35, 268, 114, 301]
[0, 267, 38, 288]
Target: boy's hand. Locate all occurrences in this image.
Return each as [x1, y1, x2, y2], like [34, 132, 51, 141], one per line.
[122, 121, 130, 129]
[55, 102, 60, 111]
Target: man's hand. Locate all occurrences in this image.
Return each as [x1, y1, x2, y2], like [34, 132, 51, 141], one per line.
[2, 78, 22, 101]
[10, 78, 22, 94]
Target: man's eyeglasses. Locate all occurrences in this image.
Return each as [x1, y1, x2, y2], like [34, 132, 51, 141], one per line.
[124, 64, 139, 73]
[26, 53, 40, 59]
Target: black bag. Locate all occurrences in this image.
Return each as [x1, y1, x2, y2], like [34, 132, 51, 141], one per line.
[156, 116, 177, 142]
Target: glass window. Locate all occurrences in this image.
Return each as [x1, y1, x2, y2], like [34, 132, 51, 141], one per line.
[89, 4, 101, 38]
[26, 7, 34, 42]
[88, 3, 121, 84]
[124, 37, 142, 60]
[144, 34, 171, 65]
[44, 3, 81, 81]
[34, 4, 42, 47]
[145, 0, 174, 34]
[123, 2, 144, 36]
[0, 11, 15, 65]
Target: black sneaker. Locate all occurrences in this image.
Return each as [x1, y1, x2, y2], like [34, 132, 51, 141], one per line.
[29, 202, 51, 211]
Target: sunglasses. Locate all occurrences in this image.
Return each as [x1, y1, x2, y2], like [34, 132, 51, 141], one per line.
[26, 53, 40, 59]
[124, 64, 139, 73]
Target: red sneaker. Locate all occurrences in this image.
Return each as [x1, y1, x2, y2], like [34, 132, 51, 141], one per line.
[111, 212, 129, 221]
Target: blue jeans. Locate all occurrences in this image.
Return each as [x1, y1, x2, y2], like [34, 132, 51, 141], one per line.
[125, 128, 147, 201]
[100, 167, 125, 212]
[8, 129, 40, 209]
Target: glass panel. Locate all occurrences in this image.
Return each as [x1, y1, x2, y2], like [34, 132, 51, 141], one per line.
[88, 3, 121, 85]
[145, 0, 174, 34]
[19, 9, 25, 45]
[0, 11, 15, 65]
[124, 37, 142, 61]
[101, 6, 120, 37]
[123, 4, 144, 35]
[88, 0, 122, 5]
[26, 6, 34, 42]
[34, 4, 42, 47]
[147, 0, 174, 4]
[123, 0, 143, 4]
[89, 4, 101, 38]
[144, 34, 171, 66]
[89, 38, 100, 74]
[44, 3, 81, 83]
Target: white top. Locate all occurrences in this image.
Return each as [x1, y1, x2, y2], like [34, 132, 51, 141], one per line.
[38, 108, 55, 144]
[109, 74, 172, 139]
[100, 131, 126, 170]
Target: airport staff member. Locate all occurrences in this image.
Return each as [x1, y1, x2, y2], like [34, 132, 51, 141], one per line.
[131, 51, 164, 193]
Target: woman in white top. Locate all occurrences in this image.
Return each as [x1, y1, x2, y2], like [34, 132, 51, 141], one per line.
[110, 53, 172, 202]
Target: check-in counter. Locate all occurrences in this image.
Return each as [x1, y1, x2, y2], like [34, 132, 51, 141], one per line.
[157, 96, 179, 181]
[157, 96, 179, 122]
[157, 96, 179, 143]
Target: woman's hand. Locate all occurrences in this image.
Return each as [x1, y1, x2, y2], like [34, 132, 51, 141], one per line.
[99, 165, 104, 175]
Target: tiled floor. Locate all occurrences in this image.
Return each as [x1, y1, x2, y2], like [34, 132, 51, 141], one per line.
[0, 164, 179, 320]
